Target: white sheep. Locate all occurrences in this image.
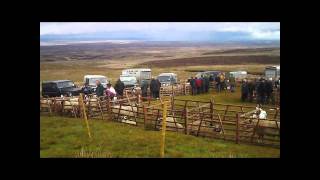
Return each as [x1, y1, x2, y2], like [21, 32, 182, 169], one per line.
[188, 120, 222, 134]
[156, 116, 184, 131]
[244, 118, 280, 143]
[40, 99, 52, 111]
[63, 97, 79, 110]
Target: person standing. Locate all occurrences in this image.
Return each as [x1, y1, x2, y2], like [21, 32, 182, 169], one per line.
[256, 78, 266, 104]
[229, 75, 236, 93]
[195, 77, 202, 95]
[247, 80, 255, 102]
[155, 78, 161, 98]
[265, 78, 274, 104]
[114, 79, 125, 98]
[204, 76, 209, 93]
[95, 80, 104, 97]
[190, 77, 196, 95]
[106, 83, 117, 100]
[150, 78, 158, 99]
[200, 75, 205, 94]
[141, 81, 148, 98]
[241, 79, 249, 102]
[215, 74, 221, 92]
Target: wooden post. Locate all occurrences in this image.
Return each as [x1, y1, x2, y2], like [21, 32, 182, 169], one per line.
[196, 111, 204, 137]
[79, 93, 91, 139]
[98, 98, 104, 120]
[184, 109, 189, 135]
[155, 109, 160, 129]
[47, 98, 52, 116]
[143, 105, 147, 129]
[251, 118, 260, 143]
[236, 113, 239, 144]
[160, 101, 168, 158]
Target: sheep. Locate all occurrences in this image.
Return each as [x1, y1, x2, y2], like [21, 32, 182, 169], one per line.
[62, 97, 80, 117]
[112, 105, 138, 117]
[156, 117, 184, 131]
[40, 99, 53, 111]
[63, 97, 79, 110]
[188, 120, 222, 135]
[243, 118, 280, 143]
[111, 105, 138, 125]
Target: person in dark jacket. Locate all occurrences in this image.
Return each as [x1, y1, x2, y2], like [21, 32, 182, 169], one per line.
[195, 77, 202, 95]
[114, 79, 125, 97]
[241, 79, 249, 102]
[190, 77, 196, 95]
[95, 80, 104, 97]
[150, 78, 158, 99]
[229, 76, 236, 93]
[141, 81, 148, 98]
[265, 78, 274, 104]
[204, 76, 210, 93]
[155, 78, 161, 98]
[247, 80, 255, 102]
[215, 75, 221, 92]
[256, 78, 266, 104]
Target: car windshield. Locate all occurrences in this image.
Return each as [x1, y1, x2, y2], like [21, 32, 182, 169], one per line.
[57, 81, 74, 88]
[120, 76, 136, 82]
[89, 78, 107, 85]
[158, 76, 171, 82]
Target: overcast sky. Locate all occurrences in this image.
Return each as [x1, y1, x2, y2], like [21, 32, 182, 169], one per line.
[40, 22, 280, 41]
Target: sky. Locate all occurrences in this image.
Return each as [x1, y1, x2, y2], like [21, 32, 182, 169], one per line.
[40, 22, 280, 42]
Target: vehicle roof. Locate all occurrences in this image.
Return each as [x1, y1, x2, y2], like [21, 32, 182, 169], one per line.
[229, 71, 247, 73]
[265, 66, 280, 70]
[42, 80, 73, 84]
[200, 71, 221, 73]
[158, 73, 177, 76]
[120, 75, 137, 78]
[84, 75, 107, 78]
[122, 68, 151, 71]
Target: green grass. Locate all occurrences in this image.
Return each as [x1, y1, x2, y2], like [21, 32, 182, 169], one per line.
[40, 115, 279, 158]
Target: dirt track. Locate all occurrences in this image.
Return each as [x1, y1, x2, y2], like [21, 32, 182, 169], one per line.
[139, 55, 280, 68]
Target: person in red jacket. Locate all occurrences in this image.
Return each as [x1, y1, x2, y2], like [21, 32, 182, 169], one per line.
[195, 77, 202, 95]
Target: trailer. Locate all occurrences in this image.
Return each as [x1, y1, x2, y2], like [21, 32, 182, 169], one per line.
[265, 66, 280, 80]
[122, 68, 151, 85]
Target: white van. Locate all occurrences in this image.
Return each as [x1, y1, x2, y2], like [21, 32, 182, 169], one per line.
[83, 75, 109, 89]
[229, 71, 247, 80]
[122, 68, 151, 85]
[157, 73, 178, 86]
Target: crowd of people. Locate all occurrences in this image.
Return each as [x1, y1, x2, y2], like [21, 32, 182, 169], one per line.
[91, 74, 280, 105]
[189, 75, 210, 95]
[188, 73, 237, 95]
[240, 77, 280, 105]
[141, 77, 161, 99]
[94, 79, 125, 100]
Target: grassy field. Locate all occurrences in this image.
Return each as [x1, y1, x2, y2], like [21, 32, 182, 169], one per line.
[40, 116, 280, 158]
[40, 43, 280, 158]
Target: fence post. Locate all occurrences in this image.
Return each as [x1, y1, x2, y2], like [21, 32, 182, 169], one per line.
[236, 113, 239, 144]
[143, 105, 147, 129]
[184, 108, 188, 135]
[79, 93, 92, 139]
[160, 101, 168, 158]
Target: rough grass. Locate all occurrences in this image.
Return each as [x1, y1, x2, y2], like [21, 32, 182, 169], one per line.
[40, 116, 280, 158]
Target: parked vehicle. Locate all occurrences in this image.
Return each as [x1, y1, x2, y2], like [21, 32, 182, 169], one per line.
[83, 75, 109, 92]
[196, 71, 222, 79]
[120, 75, 138, 87]
[228, 71, 247, 80]
[42, 80, 82, 97]
[157, 73, 178, 86]
[122, 68, 151, 85]
[265, 66, 280, 80]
